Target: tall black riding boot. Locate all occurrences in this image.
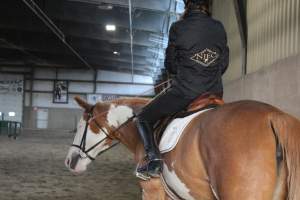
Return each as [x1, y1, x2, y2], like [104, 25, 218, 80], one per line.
[136, 119, 162, 180]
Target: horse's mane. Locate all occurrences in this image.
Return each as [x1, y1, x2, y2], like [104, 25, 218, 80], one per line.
[110, 97, 151, 106]
[92, 97, 151, 115]
[92, 97, 150, 108]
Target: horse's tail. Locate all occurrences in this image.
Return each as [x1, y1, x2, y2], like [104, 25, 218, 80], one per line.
[270, 112, 300, 200]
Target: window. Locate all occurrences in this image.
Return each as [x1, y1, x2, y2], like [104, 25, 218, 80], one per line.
[8, 112, 16, 117]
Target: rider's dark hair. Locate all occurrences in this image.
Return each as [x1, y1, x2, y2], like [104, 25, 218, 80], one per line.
[181, 0, 210, 19]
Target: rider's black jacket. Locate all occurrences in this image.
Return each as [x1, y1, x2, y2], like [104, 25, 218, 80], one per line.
[165, 10, 229, 98]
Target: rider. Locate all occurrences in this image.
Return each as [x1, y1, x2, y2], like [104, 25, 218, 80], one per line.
[136, 0, 229, 179]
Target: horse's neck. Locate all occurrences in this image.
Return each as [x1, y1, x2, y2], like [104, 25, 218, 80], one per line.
[110, 98, 149, 157]
[117, 121, 141, 153]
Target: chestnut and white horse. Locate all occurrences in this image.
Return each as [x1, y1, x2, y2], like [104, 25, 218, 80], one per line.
[65, 96, 300, 200]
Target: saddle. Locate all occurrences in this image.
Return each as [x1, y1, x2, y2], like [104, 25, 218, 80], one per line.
[154, 93, 225, 141]
[187, 92, 224, 112]
[137, 93, 225, 178]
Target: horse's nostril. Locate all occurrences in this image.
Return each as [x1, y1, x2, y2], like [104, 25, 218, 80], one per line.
[70, 153, 81, 170]
[67, 158, 70, 165]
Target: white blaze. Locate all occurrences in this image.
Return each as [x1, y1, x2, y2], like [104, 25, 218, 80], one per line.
[163, 163, 195, 200]
[107, 104, 134, 128]
[65, 118, 111, 173]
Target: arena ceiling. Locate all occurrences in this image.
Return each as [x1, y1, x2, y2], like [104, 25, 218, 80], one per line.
[0, 0, 184, 79]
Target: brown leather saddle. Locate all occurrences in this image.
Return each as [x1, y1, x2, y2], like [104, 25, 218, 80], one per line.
[187, 92, 224, 112]
[154, 93, 225, 141]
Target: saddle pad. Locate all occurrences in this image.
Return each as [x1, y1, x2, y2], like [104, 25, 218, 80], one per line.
[159, 108, 212, 154]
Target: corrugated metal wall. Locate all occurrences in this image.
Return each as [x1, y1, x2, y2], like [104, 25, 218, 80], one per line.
[247, 0, 300, 73]
[213, 0, 300, 80]
[212, 0, 243, 82]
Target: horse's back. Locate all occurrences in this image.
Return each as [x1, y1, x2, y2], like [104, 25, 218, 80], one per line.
[198, 100, 283, 138]
[207, 100, 281, 118]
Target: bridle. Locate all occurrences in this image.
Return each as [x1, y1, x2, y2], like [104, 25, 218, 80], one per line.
[71, 106, 135, 161]
[71, 79, 171, 161]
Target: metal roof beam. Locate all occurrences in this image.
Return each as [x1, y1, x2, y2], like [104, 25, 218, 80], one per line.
[21, 0, 94, 70]
[66, 0, 181, 15]
[0, 60, 154, 75]
[0, 35, 161, 62]
[0, 18, 164, 49]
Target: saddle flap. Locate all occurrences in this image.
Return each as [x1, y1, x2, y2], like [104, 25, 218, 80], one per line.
[154, 93, 224, 145]
[159, 108, 212, 154]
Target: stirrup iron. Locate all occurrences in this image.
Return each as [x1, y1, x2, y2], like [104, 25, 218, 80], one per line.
[135, 171, 151, 181]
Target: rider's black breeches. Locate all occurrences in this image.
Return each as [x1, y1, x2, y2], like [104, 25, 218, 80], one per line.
[137, 87, 195, 126]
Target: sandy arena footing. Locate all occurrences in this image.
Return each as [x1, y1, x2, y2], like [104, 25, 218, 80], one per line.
[0, 130, 141, 200]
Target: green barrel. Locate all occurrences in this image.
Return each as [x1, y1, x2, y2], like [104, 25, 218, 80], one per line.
[0, 121, 21, 137]
[0, 121, 9, 135]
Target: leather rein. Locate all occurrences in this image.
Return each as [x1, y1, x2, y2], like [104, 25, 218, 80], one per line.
[71, 105, 135, 161]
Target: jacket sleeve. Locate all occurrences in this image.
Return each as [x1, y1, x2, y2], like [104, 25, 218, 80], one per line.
[218, 22, 229, 75]
[221, 45, 229, 75]
[164, 23, 177, 75]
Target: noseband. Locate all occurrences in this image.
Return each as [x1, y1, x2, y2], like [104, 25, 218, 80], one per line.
[71, 106, 135, 161]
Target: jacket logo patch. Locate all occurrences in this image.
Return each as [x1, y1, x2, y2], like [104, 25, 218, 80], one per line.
[190, 48, 219, 67]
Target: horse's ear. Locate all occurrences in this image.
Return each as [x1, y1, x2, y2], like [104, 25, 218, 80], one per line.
[74, 96, 92, 111]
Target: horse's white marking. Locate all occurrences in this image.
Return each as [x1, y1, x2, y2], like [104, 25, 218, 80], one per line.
[86, 126, 110, 157]
[65, 118, 112, 173]
[210, 184, 220, 200]
[142, 189, 145, 200]
[107, 104, 134, 128]
[171, 161, 176, 168]
[163, 163, 195, 200]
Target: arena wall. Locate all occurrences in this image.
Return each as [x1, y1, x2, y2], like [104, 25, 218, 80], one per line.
[224, 54, 300, 118]
[213, 0, 300, 118]
[212, 0, 243, 82]
[1, 68, 154, 130]
[247, 0, 300, 73]
[23, 107, 82, 131]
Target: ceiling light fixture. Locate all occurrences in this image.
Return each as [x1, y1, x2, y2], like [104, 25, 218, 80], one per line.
[98, 4, 113, 10]
[106, 24, 116, 31]
[107, 5, 113, 10]
[113, 51, 120, 55]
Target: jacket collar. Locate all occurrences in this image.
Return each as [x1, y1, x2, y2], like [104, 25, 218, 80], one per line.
[185, 10, 208, 18]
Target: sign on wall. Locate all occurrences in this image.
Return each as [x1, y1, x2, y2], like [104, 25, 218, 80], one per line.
[87, 94, 120, 104]
[53, 80, 68, 104]
[0, 75, 23, 122]
[0, 80, 23, 94]
[87, 94, 102, 104]
[102, 94, 119, 101]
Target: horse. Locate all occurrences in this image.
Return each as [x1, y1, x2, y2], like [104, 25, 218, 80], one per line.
[65, 96, 300, 200]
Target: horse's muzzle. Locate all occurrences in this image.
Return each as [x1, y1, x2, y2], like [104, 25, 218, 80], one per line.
[69, 152, 81, 170]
